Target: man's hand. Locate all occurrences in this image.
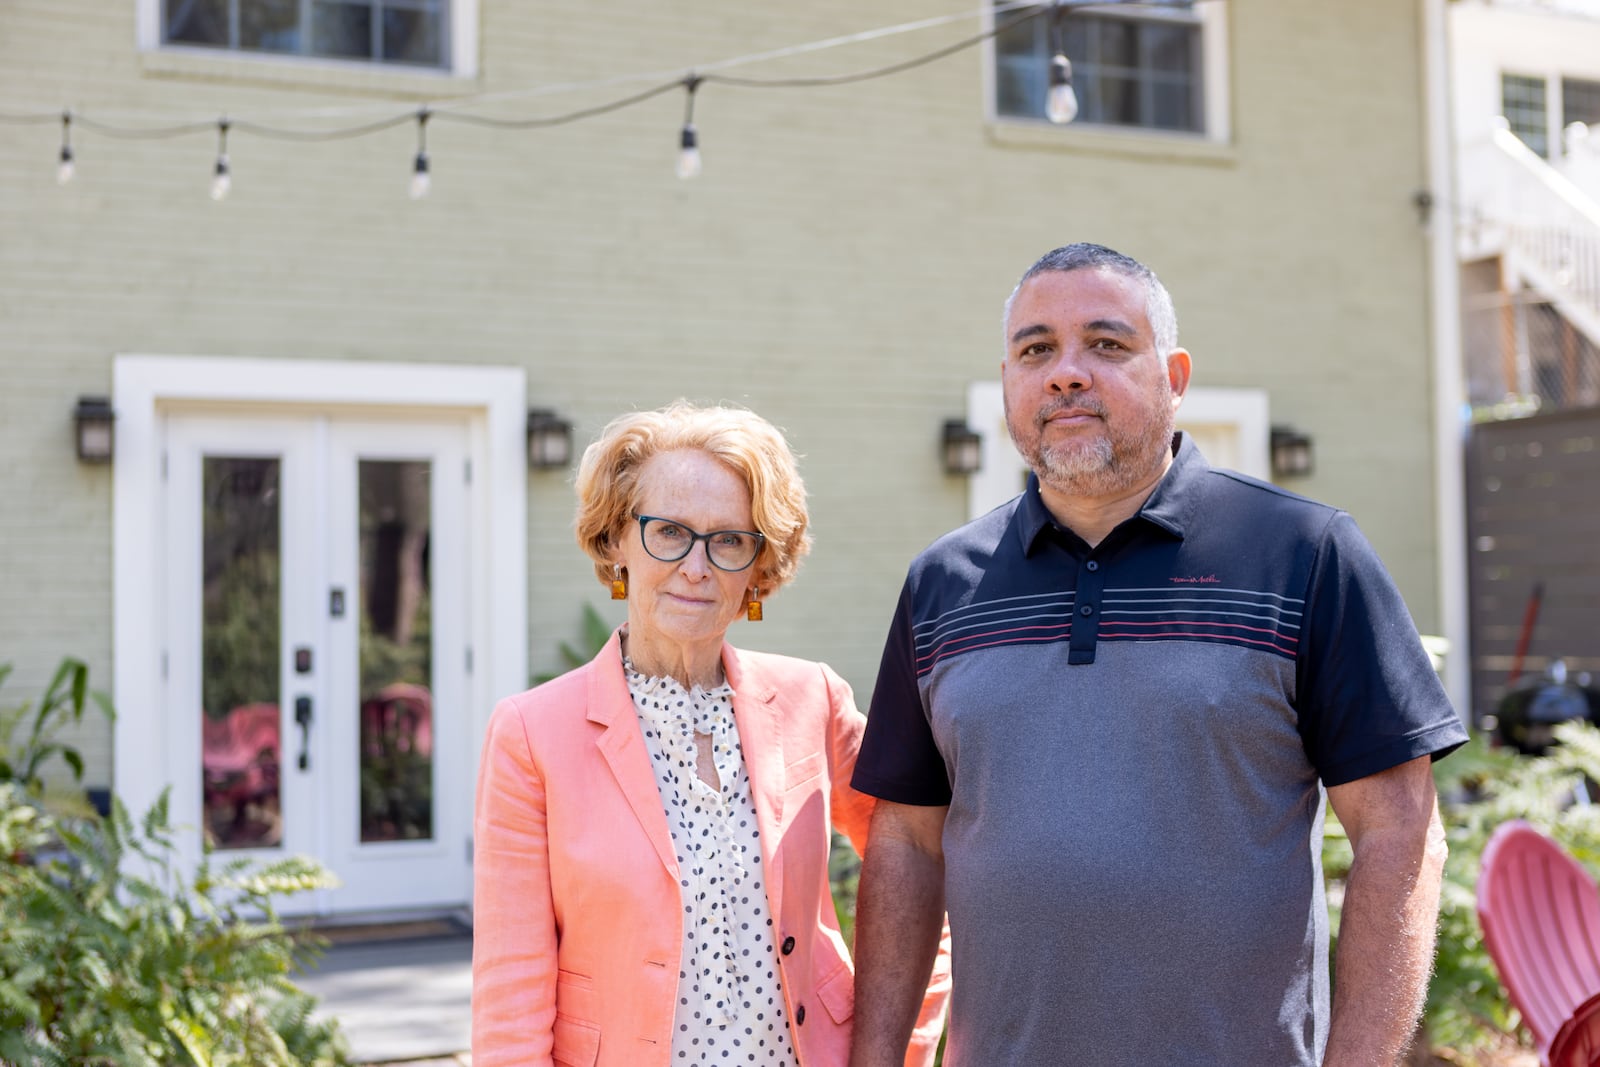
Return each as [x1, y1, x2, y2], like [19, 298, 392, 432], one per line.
[849, 800, 949, 1067]
[1323, 756, 1448, 1067]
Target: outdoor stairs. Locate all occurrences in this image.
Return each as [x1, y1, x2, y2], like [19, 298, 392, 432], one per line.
[1460, 123, 1600, 355]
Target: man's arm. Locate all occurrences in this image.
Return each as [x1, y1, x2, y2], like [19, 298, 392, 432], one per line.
[850, 799, 949, 1067]
[1323, 755, 1448, 1067]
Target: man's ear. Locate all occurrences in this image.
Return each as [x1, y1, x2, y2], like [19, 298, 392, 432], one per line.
[1166, 348, 1193, 408]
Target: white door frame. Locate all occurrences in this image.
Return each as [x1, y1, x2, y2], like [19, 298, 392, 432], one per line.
[113, 355, 527, 913]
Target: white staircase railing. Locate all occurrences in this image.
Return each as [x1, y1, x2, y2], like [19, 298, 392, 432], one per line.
[1458, 125, 1600, 350]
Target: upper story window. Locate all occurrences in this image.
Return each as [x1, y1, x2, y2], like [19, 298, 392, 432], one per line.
[1502, 73, 1550, 157]
[1564, 77, 1600, 132]
[162, 0, 449, 69]
[993, 1, 1222, 136]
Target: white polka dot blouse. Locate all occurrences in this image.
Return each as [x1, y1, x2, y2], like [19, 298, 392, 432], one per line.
[624, 656, 802, 1066]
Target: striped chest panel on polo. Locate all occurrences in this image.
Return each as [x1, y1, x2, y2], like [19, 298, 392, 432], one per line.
[912, 583, 1303, 677]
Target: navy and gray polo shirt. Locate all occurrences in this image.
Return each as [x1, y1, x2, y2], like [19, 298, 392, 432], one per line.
[853, 433, 1467, 1067]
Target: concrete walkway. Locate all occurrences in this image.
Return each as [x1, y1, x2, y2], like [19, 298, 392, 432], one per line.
[296, 927, 472, 1065]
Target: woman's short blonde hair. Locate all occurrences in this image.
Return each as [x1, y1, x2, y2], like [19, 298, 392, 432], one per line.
[574, 402, 811, 596]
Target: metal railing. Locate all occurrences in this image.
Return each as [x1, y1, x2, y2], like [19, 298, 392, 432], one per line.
[1459, 125, 1600, 348]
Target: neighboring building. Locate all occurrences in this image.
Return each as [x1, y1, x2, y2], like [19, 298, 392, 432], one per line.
[1449, 0, 1600, 721]
[0, 0, 1461, 918]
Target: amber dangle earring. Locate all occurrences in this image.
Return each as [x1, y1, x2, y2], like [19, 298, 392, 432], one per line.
[611, 564, 628, 600]
[746, 588, 763, 622]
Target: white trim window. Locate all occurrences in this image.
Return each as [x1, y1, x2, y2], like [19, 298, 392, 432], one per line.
[1501, 72, 1550, 158]
[991, 1, 1228, 139]
[145, 0, 477, 73]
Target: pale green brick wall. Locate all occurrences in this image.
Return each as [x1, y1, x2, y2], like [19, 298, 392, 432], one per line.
[0, 0, 1444, 788]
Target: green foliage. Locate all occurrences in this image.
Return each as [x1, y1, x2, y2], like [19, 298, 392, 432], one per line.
[828, 831, 861, 951]
[1, 657, 349, 1066]
[0, 658, 113, 811]
[1324, 724, 1600, 1061]
[533, 603, 616, 684]
[0, 784, 351, 1066]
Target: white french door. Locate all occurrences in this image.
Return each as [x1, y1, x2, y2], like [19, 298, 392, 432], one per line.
[163, 411, 471, 915]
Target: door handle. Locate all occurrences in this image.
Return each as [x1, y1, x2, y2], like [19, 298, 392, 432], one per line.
[294, 695, 313, 771]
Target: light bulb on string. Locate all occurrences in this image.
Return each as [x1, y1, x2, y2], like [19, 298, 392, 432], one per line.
[409, 107, 431, 200]
[1047, 53, 1079, 124]
[676, 75, 703, 180]
[1045, 2, 1078, 125]
[210, 119, 231, 201]
[57, 111, 75, 185]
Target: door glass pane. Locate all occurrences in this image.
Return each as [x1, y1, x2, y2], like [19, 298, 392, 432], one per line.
[358, 460, 434, 843]
[202, 458, 283, 851]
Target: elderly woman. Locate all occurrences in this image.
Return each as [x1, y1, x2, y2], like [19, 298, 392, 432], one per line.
[472, 402, 948, 1067]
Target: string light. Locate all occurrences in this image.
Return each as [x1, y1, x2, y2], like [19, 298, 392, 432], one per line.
[409, 107, 431, 199]
[211, 119, 231, 201]
[676, 76, 703, 180]
[1046, 2, 1079, 125]
[1, 1, 1198, 195]
[57, 111, 75, 185]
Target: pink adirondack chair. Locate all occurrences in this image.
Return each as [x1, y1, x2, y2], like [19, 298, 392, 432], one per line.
[1478, 820, 1600, 1067]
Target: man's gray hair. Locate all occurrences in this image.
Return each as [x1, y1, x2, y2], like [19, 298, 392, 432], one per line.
[1003, 243, 1180, 356]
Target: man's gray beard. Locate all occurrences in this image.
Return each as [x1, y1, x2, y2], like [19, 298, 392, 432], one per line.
[1017, 404, 1176, 500]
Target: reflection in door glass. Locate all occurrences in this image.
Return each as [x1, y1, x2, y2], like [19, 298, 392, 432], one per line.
[201, 458, 283, 851]
[359, 460, 435, 842]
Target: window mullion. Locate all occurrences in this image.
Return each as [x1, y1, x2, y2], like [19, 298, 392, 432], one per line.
[300, 0, 312, 56]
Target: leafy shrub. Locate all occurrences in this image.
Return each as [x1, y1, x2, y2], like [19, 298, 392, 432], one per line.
[1325, 723, 1600, 1062]
[533, 603, 616, 684]
[1, 658, 352, 1067]
[0, 658, 112, 814]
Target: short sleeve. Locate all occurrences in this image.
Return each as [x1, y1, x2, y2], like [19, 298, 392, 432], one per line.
[1296, 512, 1469, 787]
[853, 578, 953, 805]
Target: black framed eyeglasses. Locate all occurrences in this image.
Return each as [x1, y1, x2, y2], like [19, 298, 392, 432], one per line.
[635, 514, 765, 572]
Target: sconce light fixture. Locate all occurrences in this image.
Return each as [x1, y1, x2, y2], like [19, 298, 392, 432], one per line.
[73, 395, 115, 463]
[527, 408, 574, 470]
[1270, 425, 1314, 478]
[941, 419, 982, 476]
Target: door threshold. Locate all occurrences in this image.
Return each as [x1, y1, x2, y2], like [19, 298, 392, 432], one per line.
[293, 907, 472, 946]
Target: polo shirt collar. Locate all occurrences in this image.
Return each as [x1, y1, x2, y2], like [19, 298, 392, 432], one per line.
[1012, 431, 1208, 555]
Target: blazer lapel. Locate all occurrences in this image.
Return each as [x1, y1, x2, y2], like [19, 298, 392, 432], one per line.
[724, 643, 787, 908]
[586, 630, 679, 876]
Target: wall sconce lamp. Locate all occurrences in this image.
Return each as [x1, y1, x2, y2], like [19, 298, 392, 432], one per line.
[73, 395, 115, 463]
[942, 419, 982, 476]
[1270, 425, 1314, 478]
[527, 408, 574, 470]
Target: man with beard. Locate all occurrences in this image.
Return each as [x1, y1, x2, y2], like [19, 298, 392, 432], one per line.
[847, 244, 1468, 1067]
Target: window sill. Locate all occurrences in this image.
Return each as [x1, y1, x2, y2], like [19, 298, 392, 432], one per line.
[139, 46, 482, 100]
[985, 118, 1238, 167]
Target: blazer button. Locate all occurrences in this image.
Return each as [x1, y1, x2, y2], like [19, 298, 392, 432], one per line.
[781, 936, 796, 955]
[795, 1004, 806, 1026]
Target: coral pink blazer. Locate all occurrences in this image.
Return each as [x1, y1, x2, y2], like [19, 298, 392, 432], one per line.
[472, 630, 949, 1067]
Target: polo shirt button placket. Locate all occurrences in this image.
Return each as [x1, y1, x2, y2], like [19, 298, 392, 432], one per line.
[1068, 554, 1105, 665]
